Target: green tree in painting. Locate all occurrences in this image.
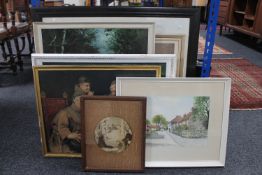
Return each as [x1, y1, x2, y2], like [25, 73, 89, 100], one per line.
[106, 29, 148, 54]
[146, 119, 151, 125]
[42, 29, 99, 53]
[192, 96, 210, 129]
[152, 114, 168, 130]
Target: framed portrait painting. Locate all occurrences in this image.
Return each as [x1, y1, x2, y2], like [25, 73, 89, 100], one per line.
[31, 53, 176, 77]
[116, 77, 231, 167]
[31, 7, 200, 77]
[33, 22, 155, 54]
[81, 96, 146, 172]
[33, 65, 161, 157]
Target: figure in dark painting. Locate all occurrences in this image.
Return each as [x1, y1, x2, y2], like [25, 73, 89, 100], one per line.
[74, 76, 94, 96]
[109, 80, 116, 96]
[48, 77, 93, 153]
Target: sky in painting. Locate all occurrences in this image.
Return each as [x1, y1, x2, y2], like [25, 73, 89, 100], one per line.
[147, 96, 194, 122]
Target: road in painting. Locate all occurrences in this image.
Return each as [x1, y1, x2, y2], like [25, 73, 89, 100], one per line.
[42, 28, 148, 54]
[146, 96, 210, 148]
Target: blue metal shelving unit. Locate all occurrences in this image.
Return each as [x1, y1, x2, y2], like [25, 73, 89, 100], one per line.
[159, 0, 164, 7]
[201, 0, 220, 77]
[30, 0, 41, 7]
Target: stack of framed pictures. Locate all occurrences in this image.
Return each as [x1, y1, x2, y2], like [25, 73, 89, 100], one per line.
[31, 6, 231, 172]
[32, 54, 174, 158]
[31, 7, 200, 77]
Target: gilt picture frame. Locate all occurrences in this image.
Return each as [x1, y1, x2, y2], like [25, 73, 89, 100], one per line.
[116, 77, 231, 167]
[33, 22, 155, 54]
[33, 65, 161, 157]
[81, 96, 146, 172]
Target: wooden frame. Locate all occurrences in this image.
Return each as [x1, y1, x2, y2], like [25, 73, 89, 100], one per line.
[31, 53, 176, 77]
[33, 65, 160, 157]
[31, 7, 200, 77]
[155, 35, 184, 77]
[116, 77, 231, 167]
[33, 22, 155, 54]
[81, 96, 146, 172]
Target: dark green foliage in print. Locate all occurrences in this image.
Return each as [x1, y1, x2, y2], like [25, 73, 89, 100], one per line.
[42, 29, 99, 53]
[42, 28, 148, 54]
[106, 29, 148, 54]
[192, 96, 210, 129]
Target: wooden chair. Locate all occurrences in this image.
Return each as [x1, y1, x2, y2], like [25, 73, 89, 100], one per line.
[7, 0, 33, 71]
[0, 0, 17, 73]
[41, 97, 68, 138]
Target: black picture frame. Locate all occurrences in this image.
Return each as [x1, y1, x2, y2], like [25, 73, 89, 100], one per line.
[31, 7, 200, 77]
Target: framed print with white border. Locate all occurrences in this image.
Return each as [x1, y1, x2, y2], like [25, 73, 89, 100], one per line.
[33, 22, 155, 54]
[31, 53, 177, 77]
[116, 77, 231, 167]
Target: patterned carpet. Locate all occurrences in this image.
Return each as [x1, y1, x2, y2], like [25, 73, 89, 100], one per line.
[198, 36, 232, 55]
[210, 58, 262, 110]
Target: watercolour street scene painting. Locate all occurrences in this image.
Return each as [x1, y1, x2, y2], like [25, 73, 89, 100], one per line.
[146, 96, 210, 151]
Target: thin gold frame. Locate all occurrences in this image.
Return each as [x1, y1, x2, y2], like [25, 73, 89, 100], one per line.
[33, 65, 161, 157]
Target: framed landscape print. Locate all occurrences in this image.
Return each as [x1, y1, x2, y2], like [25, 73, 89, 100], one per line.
[33, 22, 154, 54]
[81, 96, 146, 172]
[116, 77, 231, 167]
[31, 53, 177, 77]
[33, 65, 161, 157]
[155, 35, 184, 76]
[31, 7, 200, 77]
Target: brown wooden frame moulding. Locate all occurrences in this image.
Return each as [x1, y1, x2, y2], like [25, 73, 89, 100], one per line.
[81, 96, 146, 172]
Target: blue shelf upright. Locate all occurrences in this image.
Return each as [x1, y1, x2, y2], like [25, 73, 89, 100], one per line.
[30, 0, 41, 7]
[159, 0, 164, 7]
[201, 0, 220, 77]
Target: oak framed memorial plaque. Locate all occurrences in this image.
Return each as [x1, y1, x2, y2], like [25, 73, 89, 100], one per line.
[81, 96, 146, 172]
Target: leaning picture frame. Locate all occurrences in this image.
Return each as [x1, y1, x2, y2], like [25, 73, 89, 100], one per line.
[155, 35, 184, 77]
[33, 22, 155, 54]
[31, 7, 200, 77]
[31, 53, 176, 77]
[33, 65, 161, 157]
[116, 77, 231, 167]
[81, 96, 146, 172]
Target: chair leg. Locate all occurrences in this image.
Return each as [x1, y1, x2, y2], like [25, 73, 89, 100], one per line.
[219, 25, 223, 36]
[27, 32, 34, 54]
[0, 41, 8, 61]
[13, 37, 23, 71]
[6, 39, 17, 74]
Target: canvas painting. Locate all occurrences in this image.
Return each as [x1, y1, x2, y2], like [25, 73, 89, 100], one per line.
[33, 23, 155, 54]
[33, 65, 160, 157]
